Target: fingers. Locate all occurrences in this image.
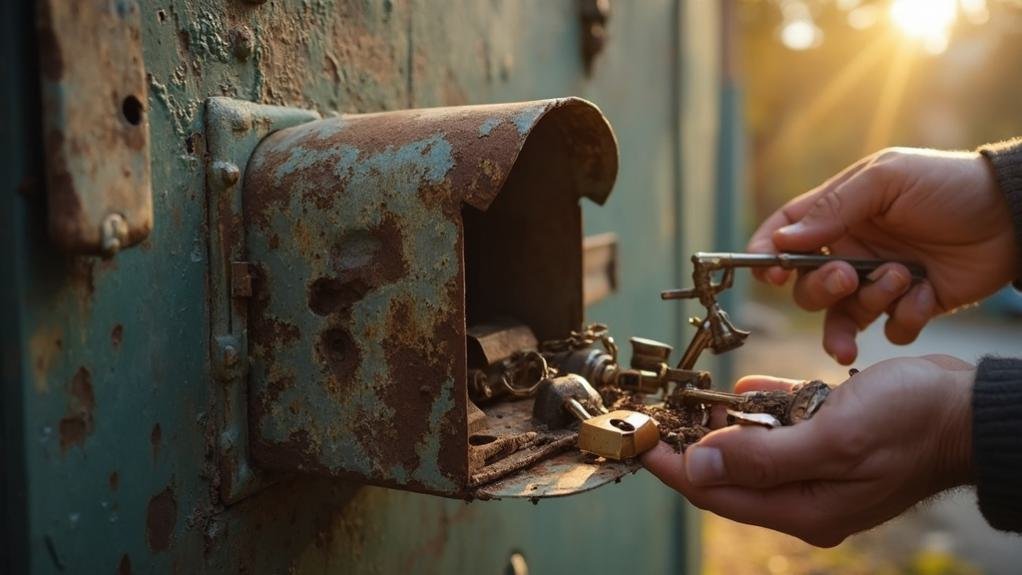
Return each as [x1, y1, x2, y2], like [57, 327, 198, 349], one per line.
[733, 375, 798, 394]
[772, 168, 890, 253]
[641, 442, 851, 547]
[884, 281, 937, 345]
[823, 307, 860, 365]
[792, 261, 859, 311]
[684, 423, 842, 489]
[706, 377, 798, 428]
[747, 209, 797, 285]
[708, 405, 729, 429]
[747, 153, 896, 287]
[746, 170, 864, 285]
[856, 263, 912, 317]
[818, 263, 915, 364]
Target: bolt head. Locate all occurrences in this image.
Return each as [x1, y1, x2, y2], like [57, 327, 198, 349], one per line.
[100, 213, 129, 256]
[223, 344, 240, 366]
[216, 162, 241, 187]
[230, 27, 254, 61]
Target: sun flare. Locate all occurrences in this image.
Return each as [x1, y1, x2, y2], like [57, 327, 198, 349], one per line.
[889, 0, 958, 53]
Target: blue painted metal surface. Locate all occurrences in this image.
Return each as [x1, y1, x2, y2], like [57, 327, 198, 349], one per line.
[243, 98, 617, 496]
[1, 1, 726, 573]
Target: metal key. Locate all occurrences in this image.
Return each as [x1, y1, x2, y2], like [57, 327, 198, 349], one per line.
[567, 399, 660, 460]
[671, 380, 831, 426]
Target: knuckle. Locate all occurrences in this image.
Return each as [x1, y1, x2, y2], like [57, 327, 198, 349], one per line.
[810, 190, 844, 220]
[874, 147, 904, 163]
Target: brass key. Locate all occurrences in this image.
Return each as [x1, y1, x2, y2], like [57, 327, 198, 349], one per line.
[567, 398, 660, 460]
[671, 380, 830, 426]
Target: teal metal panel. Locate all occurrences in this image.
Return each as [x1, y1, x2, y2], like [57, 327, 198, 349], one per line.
[1, 1, 725, 572]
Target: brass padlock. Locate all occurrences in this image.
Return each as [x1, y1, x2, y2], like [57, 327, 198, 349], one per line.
[567, 399, 659, 460]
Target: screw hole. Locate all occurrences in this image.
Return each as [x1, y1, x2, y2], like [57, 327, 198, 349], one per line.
[609, 418, 634, 432]
[122, 95, 143, 126]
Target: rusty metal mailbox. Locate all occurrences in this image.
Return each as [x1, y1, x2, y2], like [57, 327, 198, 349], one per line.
[206, 97, 623, 501]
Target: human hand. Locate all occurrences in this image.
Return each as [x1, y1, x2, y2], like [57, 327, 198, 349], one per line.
[641, 355, 975, 547]
[749, 148, 1017, 364]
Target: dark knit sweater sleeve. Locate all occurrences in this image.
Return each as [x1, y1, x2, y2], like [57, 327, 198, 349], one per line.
[972, 140, 1022, 532]
[978, 138, 1022, 286]
[973, 357, 1022, 532]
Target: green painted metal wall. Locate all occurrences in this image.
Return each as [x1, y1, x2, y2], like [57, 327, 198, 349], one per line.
[2, 1, 728, 573]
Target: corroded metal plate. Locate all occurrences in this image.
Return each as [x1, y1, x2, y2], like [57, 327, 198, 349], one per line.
[37, 0, 152, 254]
[245, 98, 620, 497]
[475, 451, 642, 499]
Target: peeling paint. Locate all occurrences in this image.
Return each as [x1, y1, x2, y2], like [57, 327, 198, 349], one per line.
[29, 325, 63, 393]
[58, 367, 95, 453]
[244, 98, 617, 496]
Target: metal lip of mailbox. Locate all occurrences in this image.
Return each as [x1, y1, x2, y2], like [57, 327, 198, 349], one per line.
[241, 98, 621, 498]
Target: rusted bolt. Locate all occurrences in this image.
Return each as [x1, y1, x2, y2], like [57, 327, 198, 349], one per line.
[223, 344, 239, 367]
[100, 213, 129, 256]
[215, 161, 241, 187]
[230, 27, 254, 61]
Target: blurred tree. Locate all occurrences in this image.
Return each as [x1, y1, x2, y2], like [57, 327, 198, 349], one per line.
[739, 0, 1022, 230]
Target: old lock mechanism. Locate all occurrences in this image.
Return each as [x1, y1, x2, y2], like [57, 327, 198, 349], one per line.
[532, 374, 659, 460]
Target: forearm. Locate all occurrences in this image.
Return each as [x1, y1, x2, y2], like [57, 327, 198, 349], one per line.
[972, 356, 1022, 532]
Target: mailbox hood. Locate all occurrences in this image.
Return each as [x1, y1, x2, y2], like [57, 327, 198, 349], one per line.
[239, 98, 621, 497]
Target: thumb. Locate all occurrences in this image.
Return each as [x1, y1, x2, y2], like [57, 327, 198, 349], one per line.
[772, 173, 885, 252]
[685, 422, 836, 488]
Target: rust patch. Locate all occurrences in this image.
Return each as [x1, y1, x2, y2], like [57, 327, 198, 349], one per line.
[117, 553, 132, 575]
[308, 277, 370, 316]
[150, 423, 162, 461]
[59, 367, 95, 453]
[436, 272, 469, 482]
[68, 257, 96, 300]
[111, 324, 124, 348]
[109, 471, 120, 491]
[264, 374, 296, 411]
[145, 487, 177, 552]
[375, 298, 436, 473]
[29, 325, 63, 393]
[251, 430, 324, 474]
[316, 328, 360, 391]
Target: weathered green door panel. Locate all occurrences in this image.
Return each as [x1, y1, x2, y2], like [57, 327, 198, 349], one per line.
[4, 1, 722, 573]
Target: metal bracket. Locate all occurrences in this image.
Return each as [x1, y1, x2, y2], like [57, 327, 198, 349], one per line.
[37, 0, 152, 256]
[204, 98, 320, 504]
